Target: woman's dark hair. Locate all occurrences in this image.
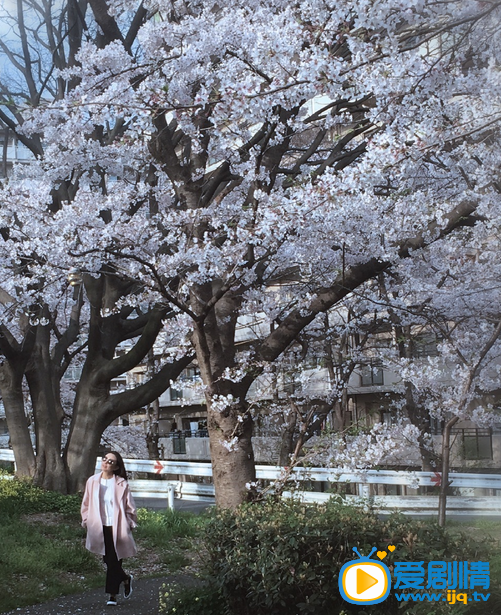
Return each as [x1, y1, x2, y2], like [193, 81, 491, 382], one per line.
[108, 451, 128, 480]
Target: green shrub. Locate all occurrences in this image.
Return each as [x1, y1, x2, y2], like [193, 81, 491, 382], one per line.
[204, 498, 492, 615]
[0, 477, 81, 517]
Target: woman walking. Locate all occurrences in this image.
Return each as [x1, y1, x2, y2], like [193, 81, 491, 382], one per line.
[81, 451, 137, 606]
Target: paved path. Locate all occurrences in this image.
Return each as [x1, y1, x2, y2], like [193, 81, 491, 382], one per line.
[4, 574, 197, 615]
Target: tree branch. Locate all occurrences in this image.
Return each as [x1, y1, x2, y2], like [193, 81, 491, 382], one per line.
[98, 306, 169, 382]
[246, 198, 481, 387]
[88, 0, 126, 49]
[107, 352, 194, 418]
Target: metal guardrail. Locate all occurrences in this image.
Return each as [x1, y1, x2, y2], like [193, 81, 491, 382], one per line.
[119, 458, 501, 491]
[3, 449, 500, 489]
[0, 450, 15, 462]
[0, 450, 15, 463]
[129, 479, 214, 504]
[129, 482, 501, 515]
[282, 493, 501, 516]
[1, 449, 500, 515]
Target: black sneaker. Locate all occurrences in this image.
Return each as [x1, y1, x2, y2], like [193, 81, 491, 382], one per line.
[124, 575, 133, 599]
[107, 595, 117, 606]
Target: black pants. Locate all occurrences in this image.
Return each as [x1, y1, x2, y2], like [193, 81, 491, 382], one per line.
[103, 525, 128, 595]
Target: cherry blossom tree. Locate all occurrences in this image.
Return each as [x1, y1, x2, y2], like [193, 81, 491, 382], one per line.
[0, 0, 191, 492]
[377, 228, 501, 523]
[2, 0, 501, 507]
[252, 306, 384, 468]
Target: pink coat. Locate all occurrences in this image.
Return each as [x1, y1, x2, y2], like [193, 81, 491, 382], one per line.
[81, 473, 138, 560]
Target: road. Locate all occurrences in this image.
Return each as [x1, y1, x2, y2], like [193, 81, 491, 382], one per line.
[134, 496, 214, 514]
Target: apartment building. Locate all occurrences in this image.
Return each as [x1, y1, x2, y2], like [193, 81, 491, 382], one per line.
[0, 126, 34, 179]
[124, 317, 501, 473]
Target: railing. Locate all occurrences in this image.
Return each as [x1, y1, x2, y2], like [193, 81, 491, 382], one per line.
[166, 430, 209, 438]
[1, 449, 500, 516]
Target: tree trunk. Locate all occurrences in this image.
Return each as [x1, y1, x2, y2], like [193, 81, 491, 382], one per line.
[404, 382, 437, 472]
[26, 323, 68, 492]
[278, 408, 298, 467]
[65, 379, 109, 493]
[0, 365, 35, 477]
[146, 349, 161, 460]
[192, 298, 256, 508]
[438, 415, 459, 527]
[392, 320, 438, 473]
[332, 389, 349, 432]
[63, 347, 192, 494]
[146, 399, 161, 460]
[207, 401, 256, 509]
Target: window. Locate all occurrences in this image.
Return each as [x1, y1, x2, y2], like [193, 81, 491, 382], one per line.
[360, 364, 384, 386]
[457, 428, 493, 460]
[181, 366, 200, 382]
[172, 433, 186, 454]
[430, 417, 445, 435]
[383, 412, 397, 427]
[283, 371, 300, 394]
[63, 366, 83, 381]
[182, 419, 203, 437]
[411, 335, 439, 358]
[132, 371, 146, 385]
[303, 355, 320, 369]
[170, 387, 183, 401]
[0, 419, 8, 435]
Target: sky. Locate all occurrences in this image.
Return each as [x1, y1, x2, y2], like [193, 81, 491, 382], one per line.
[0, 0, 62, 89]
[0, 1, 16, 38]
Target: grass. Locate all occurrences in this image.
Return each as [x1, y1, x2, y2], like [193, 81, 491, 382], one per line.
[136, 507, 204, 546]
[0, 475, 207, 613]
[431, 518, 501, 615]
[0, 511, 103, 613]
[450, 518, 501, 589]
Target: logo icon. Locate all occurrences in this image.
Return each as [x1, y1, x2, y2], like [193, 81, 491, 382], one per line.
[339, 547, 392, 605]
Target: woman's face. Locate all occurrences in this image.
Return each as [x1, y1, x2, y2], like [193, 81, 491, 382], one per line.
[101, 454, 118, 471]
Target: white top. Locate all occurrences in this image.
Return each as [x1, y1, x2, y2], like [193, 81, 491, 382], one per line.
[99, 477, 115, 526]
